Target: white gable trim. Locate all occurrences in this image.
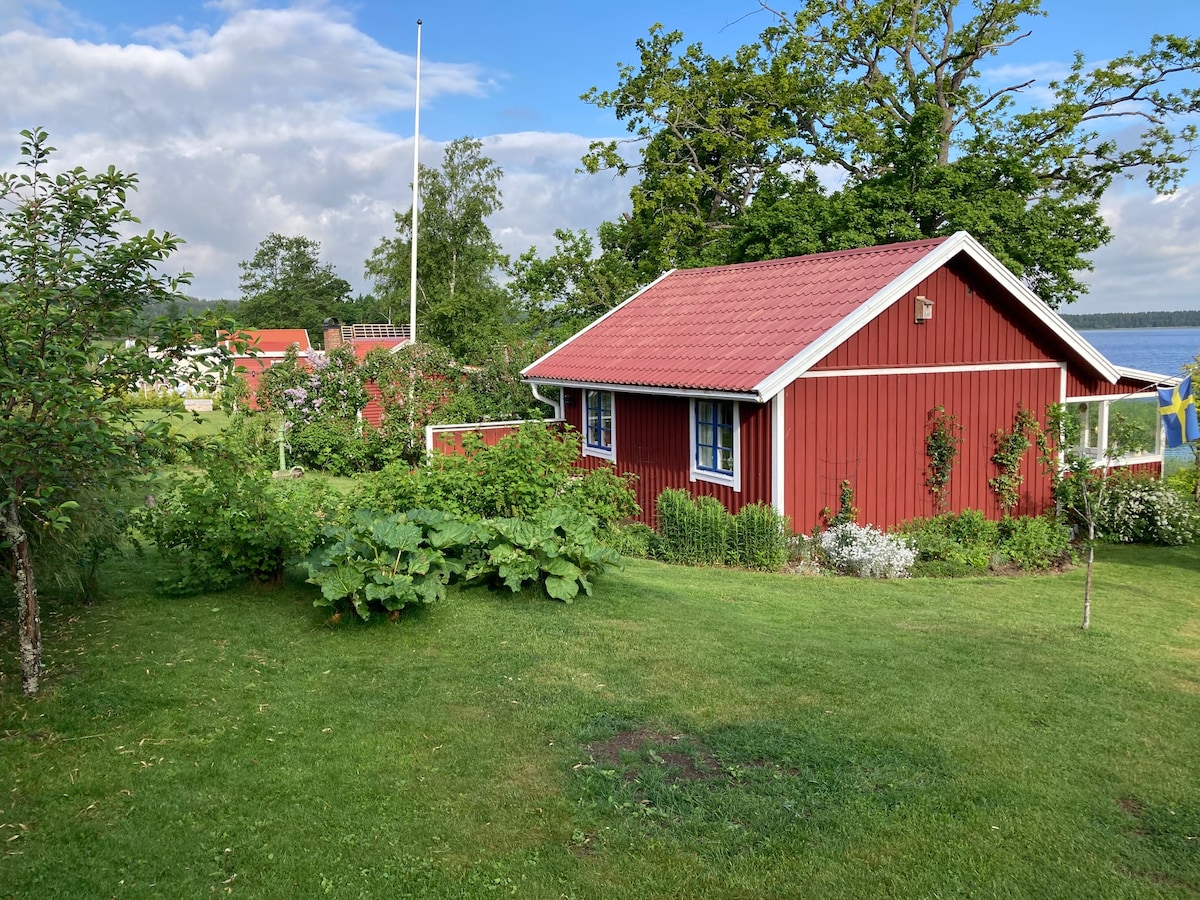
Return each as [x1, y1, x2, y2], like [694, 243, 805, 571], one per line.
[520, 268, 677, 378]
[753, 231, 1120, 401]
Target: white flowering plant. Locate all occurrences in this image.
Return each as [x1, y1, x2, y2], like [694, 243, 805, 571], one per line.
[1096, 475, 1200, 546]
[818, 522, 918, 578]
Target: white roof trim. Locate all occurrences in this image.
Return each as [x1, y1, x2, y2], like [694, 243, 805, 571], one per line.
[521, 268, 677, 378]
[752, 231, 1121, 400]
[523, 377, 760, 404]
[1114, 365, 1179, 387]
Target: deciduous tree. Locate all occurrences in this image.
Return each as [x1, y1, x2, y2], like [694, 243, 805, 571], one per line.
[584, 0, 1200, 306]
[365, 137, 512, 361]
[237, 233, 355, 345]
[0, 129, 226, 694]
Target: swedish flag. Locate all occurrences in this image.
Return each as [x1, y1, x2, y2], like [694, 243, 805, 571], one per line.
[1158, 375, 1200, 448]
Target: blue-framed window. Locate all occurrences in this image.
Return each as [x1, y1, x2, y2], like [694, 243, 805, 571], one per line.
[694, 400, 735, 475]
[584, 389, 614, 458]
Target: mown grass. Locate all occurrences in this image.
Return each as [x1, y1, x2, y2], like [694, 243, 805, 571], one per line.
[2, 546, 1199, 898]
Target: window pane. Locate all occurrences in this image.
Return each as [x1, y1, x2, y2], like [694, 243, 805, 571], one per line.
[718, 447, 734, 472]
[699, 423, 714, 447]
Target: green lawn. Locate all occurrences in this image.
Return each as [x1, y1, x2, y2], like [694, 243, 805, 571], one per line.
[2, 547, 1199, 897]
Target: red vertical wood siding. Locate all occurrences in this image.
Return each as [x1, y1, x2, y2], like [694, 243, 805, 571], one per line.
[564, 387, 772, 526]
[782, 368, 1058, 534]
[813, 261, 1059, 370]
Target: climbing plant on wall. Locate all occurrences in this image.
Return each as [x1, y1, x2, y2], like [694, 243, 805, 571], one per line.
[925, 406, 963, 511]
[989, 407, 1039, 512]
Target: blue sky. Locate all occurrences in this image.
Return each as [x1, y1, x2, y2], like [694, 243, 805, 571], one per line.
[1, 0, 1198, 312]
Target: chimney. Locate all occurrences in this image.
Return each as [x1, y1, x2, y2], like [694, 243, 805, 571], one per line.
[322, 318, 343, 351]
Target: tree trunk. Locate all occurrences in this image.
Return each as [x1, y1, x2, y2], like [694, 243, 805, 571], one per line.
[1081, 525, 1094, 631]
[3, 502, 41, 694]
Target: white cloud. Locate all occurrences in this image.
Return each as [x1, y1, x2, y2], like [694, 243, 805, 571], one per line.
[1075, 184, 1200, 313]
[0, 3, 513, 300]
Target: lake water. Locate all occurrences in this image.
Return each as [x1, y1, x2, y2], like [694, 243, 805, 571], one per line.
[1077, 327, 1200, 377]
[1077, 327, 1200, 463]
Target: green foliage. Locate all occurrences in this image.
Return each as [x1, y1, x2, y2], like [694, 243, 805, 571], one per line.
[235, 232, 355, 345]
[728, 503, 792, 570]
[655, 490, 789, 571]
[507, 226, 641, 342]
[365, 137, 512, 360]
[355, 422, 639, 530]
[608, 522, 660, 559]
[303, 508, 476, 620]
[656, 489, 731, 566]
[137, 456, 336, 594]
[996, 515, 1074, 571]
[820, 479, 858, 529]
[217, 411, 280, 469]
[468, 506, 623, 602]
[0, 127, 233, 692]
[924, 406, 963, 511]
[989, 407, 1038, 511]
[899, 510, 1000, 575]
[304, 505, 622, 618]
[900, 509, 1072, 574]
[127, 389, 187, 411]
[583, 6, 1200, 306]
[1061, 310, 1200, 329]
[285, 417, 372, 476]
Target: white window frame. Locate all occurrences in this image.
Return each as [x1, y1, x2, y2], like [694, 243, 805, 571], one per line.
[582, 389, 616, 461]
[1063, 393, 1164, 469]
[689, 398, 741, 491]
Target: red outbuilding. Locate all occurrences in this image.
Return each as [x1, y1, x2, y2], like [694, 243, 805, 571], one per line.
[522, 232, 1175, 532]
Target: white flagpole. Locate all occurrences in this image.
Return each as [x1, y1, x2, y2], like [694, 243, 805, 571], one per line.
[409, 18, 422, 345]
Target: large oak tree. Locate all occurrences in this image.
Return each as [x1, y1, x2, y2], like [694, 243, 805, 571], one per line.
[583, 0, 1200, 307]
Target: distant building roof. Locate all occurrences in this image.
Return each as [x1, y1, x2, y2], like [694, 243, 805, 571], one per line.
[224, 328, 313, 355]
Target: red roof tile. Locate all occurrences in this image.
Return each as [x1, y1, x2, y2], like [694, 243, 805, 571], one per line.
[524, 237, 949, 393]
[224, 329, 312, 354]
[346, 338, 410, 361]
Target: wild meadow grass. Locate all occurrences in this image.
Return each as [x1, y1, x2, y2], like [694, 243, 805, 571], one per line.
[2, 545, 1198, 897]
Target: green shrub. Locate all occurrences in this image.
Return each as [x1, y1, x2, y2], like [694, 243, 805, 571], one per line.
[899, 510, 1070, 574]
[220, 412, 282, 469]
[1165, 464, 1200, 499]
[899, 510, 999, 573]
[303, 505, 622, 619]
[303, 508, 479, 620]
[466, 506, 623, 602]
[137, 457, 336, 593]
[287, 418, 372, 475]
[128, 389, 186, 411]
[354, 422, 638, 529]
[609, 522, 659, 559]
[656, 489, 731, 566]
[653, 492, 789, 571]
[728, 503, 791, 570]
[997, 514, 1074, 570]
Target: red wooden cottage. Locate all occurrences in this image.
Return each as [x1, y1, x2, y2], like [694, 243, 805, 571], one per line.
[522, 232, 1173, 532]
[222, 328, 314, 409]
[321, 320, 412, 427]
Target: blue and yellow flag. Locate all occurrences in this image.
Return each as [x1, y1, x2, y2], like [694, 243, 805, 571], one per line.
[1158, 374, 1200, 448]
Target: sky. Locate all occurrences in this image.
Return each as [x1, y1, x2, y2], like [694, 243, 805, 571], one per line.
[1, 0, 1197, 313]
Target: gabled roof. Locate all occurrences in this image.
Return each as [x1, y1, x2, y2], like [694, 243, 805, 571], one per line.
[523, 232, 1121, 400]
[224, 328, 313, 355]
[346, 338, 411, 361]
